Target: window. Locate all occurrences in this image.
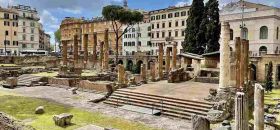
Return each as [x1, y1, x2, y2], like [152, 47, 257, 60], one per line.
[14, 31, 17, 36]
[259, 46, 267, 55]
[156, 15, 160, 20]
[169, 22, 172, 27]
[124, 42, 127, 46]
[242, 28, 248, 40]
[23, 21, 25, 26]
[132, 28, 135, 32]
[132, 42, 135, 46]
[230, 29, 234, 40]
[157, 32, 159, 38]
[31, 35, 34, 41]
[22, 44, 26, 48]
[23, 13, 26, 17]
[151, 16, 155, 21]
[182, 20, 185, 26]
[5, 31, 8, 36]
[4, 21, 10, 26]
[182, 30, 185, 36]
[168, 13, 173, 18]
[30, 22, 35, 27]
[162, 14, 166, 19]
[31, 28, 34, 34]
[138, 41, 141, 46]
[168, 32, 172, 37]
[148, 26, 151, 31]
[260, 26, 268, 39]
[162, 32, 165, 38]
[162, 23, 165, 28]
[277, 27, 279, 40]
[175, 31, 178, 37]
[152, 24, 154, 29]
[23, 28, 26, 33]
[151, 33, 154, 38]
[181, 11, 186, 16]
[4, 13, 9, 19]
[175, 21, 179, 27]
[157, 23, 159, 28]
[22, 35, 26, 40]
[175, 12, 180, 17]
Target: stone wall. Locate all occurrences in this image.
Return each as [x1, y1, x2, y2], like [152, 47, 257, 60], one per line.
[78, 80, 114, 92]
[0, 112, 35, 130]
[0, 56, 59, 67]
[48, 78, 80, 87]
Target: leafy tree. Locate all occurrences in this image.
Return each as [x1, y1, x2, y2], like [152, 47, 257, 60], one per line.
[54, 29, 61, 52]
[196, 5, 208, 54]
[183, 0, 205, 54]
[102, 5, 143, 64]
[265, 61, 273, 92]
[205, 0, 221, 53]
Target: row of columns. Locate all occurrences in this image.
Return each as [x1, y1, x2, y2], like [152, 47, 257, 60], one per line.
[61, 29, 110, 71]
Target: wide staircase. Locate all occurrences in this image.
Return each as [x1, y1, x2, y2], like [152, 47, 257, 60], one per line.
[104, 89, 214, 120]
[17, 74, 43, 86]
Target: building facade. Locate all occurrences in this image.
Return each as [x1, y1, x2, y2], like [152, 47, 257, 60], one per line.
[11, 5, 41, 52]
[0, 7, 19, 55]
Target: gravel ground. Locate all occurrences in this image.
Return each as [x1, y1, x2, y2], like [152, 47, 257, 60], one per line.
[0, 86, 191, 130]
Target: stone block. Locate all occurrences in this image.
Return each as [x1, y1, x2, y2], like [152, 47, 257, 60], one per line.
[35, 106, 45, 114]
[3, 77, 18, 89]
[53, 113, 73, 127]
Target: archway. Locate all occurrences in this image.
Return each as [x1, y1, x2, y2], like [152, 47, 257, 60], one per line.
[250, 64, 257, 81]
[118, 60, 124, 65]
[126, 60, 133, 71]
[259, 46, 267, 55]
[148, 60, 154, 70]
[134, 60, 143, 74]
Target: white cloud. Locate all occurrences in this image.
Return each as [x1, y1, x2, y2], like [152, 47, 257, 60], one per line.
[175, 1, 188, 7]
[58, 7, 82, 14]
[39, 10, 58, 25]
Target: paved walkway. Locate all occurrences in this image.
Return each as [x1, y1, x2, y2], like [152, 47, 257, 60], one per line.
[123, 81, 218, 101]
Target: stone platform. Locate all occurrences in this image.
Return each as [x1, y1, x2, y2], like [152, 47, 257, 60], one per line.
[121, 81, 218, 102]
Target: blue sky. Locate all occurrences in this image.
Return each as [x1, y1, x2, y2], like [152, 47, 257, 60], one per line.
[0, 0, 279, 44]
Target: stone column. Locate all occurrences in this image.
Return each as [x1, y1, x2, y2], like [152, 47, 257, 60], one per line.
[73, 35, 79, 67]
[92, 32, 97, 67]
[235, 92, 249, 130]
[219, 22, 231, 89]
[254, 84, 264, 130]
[244, 40, 249, 84]
[118, 64, 125, 84]
[150, 62, 156, 82]
[158, 43, 164, 79]
[62, 41, 68, 66]
[172, 43, 177, 70]
[235, 37, 241, 90]
[103, 29, 109, 71]
[141, 64, 147, 82]
[100, 42, 104, 70]
[166, 47, 171, 73]
[191, 115, 210, 130]
[240, 39, 247, 89]
[83, 34, 89, 63]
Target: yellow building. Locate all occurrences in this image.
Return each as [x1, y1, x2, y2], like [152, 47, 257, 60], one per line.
[0, 7, 19, 55]
[60, 17, 122, 56]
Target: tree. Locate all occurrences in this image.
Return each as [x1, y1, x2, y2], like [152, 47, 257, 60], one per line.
[54, 29, 61, 52]
[102, 5, 143, 64]
[265, 61, 273, 92]
[205, 0, 221, 53]
[196, 4, 208, 54]
[183, 0, 205, 54]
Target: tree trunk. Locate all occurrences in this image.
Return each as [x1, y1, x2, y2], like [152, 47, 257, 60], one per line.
[115, 34, 119, 65]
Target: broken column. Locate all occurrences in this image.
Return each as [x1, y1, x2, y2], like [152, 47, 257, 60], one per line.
[191, 115, 210, 130]
[100, 42, 104, 70]
[73, 35, 79, 67]
[141, 63, 147, 83]
[118, 64, 125, 84]
[103, 29, 109, 71]
[165, 47, 171, 73]
[62, 41, 68, 66]
[219, 22, 231, 89]
[172, 43, 177, 70]
[158, 43, 164, 79]
[83, 34, 89, 63]
[92, 32, 97, 67]
[235, 37, 241, 90]
[254, 84, 264, 130]
[150, 62, 156, 82]
[243, 40, 249, 85]
[235, 92, 249, 130]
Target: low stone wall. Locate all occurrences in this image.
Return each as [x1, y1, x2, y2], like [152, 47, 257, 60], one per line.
[0, 112, 35, 130]
[194, 77, 219, 84]
[78, 80, 114, 93]
[168, 68, 190, 83]
[48, 78, 80, 87]
[0, 56, 59, 67]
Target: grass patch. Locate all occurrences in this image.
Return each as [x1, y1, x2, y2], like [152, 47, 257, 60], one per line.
[81, 70, 98, 77]
[264, 89, 280, 125]
[0, 95, 156, 130]
[32, 72, 58, 77]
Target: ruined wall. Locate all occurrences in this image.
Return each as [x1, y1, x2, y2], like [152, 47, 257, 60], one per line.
[78, 80, 113, 92]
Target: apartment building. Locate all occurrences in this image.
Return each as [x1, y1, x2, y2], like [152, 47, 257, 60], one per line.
[11, 5, 40, 52]
[0, 7, 19, 55]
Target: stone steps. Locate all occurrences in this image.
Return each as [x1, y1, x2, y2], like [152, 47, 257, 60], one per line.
[104, 89, 213, 120]
[17, 74, 42, 86]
